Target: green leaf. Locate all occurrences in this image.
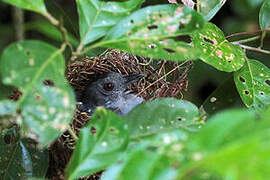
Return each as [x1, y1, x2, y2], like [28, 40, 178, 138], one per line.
[24, 21, 79, 46]
[125, 98, 201, 139]
[192, 22, 246, 72]
[66, 108, 129, 180]
[234, 60, 270, 109]
[199, 0, 227, 21]
[178, 109, 270, 179]
[76, 0, 144, 45]
[0, 126, 49, 179]
[259, 0, 270, 30]
[101, 5, 204, 62]
[0, 41, 75, 147]
[101, 149, 178, 180]
[2, 0, 47, 14]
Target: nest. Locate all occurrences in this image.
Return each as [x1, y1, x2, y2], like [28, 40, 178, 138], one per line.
[46, 50, 193, 179]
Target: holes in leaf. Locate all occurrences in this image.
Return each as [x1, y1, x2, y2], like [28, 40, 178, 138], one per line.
[130, 19, 134, 24]
[265, 79, 270, 86]
[91, 126, 96, 134]
[4, 134, 12, 144]
[148, 44, 157, 49]
[259, 91, 264, 95]
[171, 35, 192, 43]
[110, 127, 115, 132]
[239, 76, 246, 83]
[147, 25, 158, 30]
[26, 50, 31, 56]
[34, 93, 42, 101]
[203, 37, 214, 44]
[43, 79, 55, 87]
[244, 90, 249, 95]
[177, 117, 182, 121]
[163, 48, 176, 53]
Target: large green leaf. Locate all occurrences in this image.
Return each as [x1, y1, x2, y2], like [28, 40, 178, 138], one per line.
[0, 41, 75, 147]
[66, 109, 129, 180]
[0, 126, 48, 179]
[2, 0, 47, 14]
[76, 0, 144, 45]
[199, 0, 227, 21]
[192, 22, 246, 72]
[234, 60, 270, 109]
[259, 0, 270, 30]
[125, 98, 201, 139]
[177, 109, 270, 179]
[101, 149, 178, 180]
[101, 5, 205, 62]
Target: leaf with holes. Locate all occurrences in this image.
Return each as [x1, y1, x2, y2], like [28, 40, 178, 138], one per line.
[66, 108, 129, 180]
[259, 0, 270, 30]
[0, 126, 48, 179]
[192, 22, 246, 72]
[125, 98, 201, 139]
[199, 0, 227, 21]
[101, 5, 205, 62]
[2, 0, 47, 14]
[234, 60, 270, 109]
[0, 41, 75, 147]
[76, 0, 144, 46]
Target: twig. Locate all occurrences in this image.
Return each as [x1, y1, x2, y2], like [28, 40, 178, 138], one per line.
[197, 0, 201, 13]
[226, 29, 270, 39]
[231, 36, 260, 44]
[259, 31, 266, 49]
[235, 43, 270, 55]
[12, 7, 24, 41]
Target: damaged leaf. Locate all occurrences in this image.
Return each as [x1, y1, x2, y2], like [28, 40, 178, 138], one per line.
[101, 5, 205, 62]
[234, 60, 270, 109]
[0, 41, 75, 147]
[192, 22, 246, 72]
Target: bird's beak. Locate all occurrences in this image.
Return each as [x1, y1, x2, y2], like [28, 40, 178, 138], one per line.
[124, 74, 144, 86]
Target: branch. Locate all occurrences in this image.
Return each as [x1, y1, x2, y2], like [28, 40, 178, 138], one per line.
[226, 29, 270, 39]
[12, 7, 24, 41]
[233, 43, 270, 55]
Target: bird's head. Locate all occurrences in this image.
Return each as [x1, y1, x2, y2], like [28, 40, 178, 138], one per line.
[82, 72, 144, 106]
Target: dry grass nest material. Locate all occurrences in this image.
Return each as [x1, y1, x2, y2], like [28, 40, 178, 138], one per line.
[46, 50, 193, 179]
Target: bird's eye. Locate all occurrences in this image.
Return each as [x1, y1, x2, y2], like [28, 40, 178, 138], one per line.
[103, 82, 114, 91]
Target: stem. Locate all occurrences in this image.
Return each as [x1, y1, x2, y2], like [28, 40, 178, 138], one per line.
[197, 0, 201, 13]
[67, 126, 78, 141]
[12, 7, 24, 41]
[226, 29, 270, 39]
[231, 36, 260, 44]
[235, 43, 270, 55]
[259, 31, 266, 49]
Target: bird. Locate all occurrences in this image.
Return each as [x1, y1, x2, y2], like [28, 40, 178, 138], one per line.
[77, 72, 144, 116]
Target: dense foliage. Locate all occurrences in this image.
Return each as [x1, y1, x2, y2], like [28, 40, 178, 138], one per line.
[0, 0, 270, 179]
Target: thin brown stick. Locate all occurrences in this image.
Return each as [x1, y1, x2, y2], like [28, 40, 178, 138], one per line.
[226, 29, 270, 39]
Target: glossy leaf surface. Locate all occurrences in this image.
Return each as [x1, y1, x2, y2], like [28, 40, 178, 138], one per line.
[76, 0, 144, 45]
[259, 0, 270, 29]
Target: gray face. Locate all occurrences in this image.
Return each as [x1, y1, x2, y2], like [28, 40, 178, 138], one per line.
[80, 72, 144, 114]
